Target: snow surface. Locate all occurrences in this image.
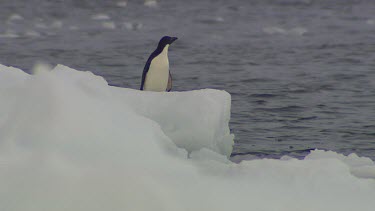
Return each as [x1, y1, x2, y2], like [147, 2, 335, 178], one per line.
[0, 64, 375, 211]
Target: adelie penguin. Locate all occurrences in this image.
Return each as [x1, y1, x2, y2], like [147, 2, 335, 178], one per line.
[140, 36, 178, 92]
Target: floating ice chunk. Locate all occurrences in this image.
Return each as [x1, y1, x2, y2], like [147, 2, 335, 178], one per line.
[263, 26, 287, 35]
[263, 26, 307, 36]
[123, 22, 133, 30]
[102, 21, 116, 29]
[0, 30, 19, 38]
[196, 16, 225, 24]
[144, 0, 158, 7]
[1, 64, 375, 211]
[133, 22, 143, 30]
[215, 17, 224, 22]
[289, 27, 307, 36]
[123, 21, 143, 30]
[116, 1, 128, 7]
[8, 14, 24, 22]
[51, 20, 63, 28]
[25, 30, 41, 37]
[92, 14, 111, 21]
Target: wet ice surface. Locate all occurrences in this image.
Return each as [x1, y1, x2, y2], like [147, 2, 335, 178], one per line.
[1, 0, 375, 160]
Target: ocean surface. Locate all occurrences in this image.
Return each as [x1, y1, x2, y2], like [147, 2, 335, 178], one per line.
[1, 0, 375, 160]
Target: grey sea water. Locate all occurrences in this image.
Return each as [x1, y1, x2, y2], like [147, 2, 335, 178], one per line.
[1, 0, 375, 160]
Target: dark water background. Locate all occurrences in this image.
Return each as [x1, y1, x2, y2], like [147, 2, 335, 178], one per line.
[1, 0, 375, 160]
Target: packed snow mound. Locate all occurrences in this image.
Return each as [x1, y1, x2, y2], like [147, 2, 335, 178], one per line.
[0, 64, 234, 157]
[0, 64, 375, 211]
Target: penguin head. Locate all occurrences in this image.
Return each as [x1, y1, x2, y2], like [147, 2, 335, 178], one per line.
[157, 36, 178, 49]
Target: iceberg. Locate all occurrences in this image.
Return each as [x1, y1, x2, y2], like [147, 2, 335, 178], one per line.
[0, 64, 374, 211]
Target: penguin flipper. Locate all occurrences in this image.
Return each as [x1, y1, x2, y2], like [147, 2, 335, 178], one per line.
[167, 71, 172, 92]
[140, 60, 151, 90]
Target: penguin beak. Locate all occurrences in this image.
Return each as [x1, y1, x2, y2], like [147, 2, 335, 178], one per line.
[170, 37, 178, 44]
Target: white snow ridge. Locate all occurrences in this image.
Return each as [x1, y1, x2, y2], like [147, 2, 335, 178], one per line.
[0, 64, 374, 211]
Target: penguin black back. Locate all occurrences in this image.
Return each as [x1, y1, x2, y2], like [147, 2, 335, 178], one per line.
[140, 36, 178, 91]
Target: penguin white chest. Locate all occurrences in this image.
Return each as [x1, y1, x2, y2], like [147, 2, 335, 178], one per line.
[144, 45, 170, 92]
